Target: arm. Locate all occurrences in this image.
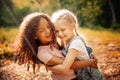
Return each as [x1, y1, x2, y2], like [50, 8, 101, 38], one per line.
[46, 53, 97, 74]
[47, 56, 97, 68]
[37, 48, 63, 66]
[47, 56, 63, 66]
[48, 48, 79, 74]
[70, 59, 97, 69]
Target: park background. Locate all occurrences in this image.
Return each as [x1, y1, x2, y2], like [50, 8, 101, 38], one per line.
[0, 0, 120, 80]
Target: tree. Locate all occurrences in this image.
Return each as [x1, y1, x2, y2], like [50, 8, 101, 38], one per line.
[108, 0, 116, 25]
[98, 0, 120, 29]
[0, 0, 17, 26]
[58, 0, 103, 27]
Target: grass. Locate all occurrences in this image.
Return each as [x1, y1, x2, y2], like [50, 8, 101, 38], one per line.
[78, 28, 120, 55]
[0, 27, 18, 43]
[0, 27, 18, 59]
[0, 27, 120, 58]
[79, 28, 120, 45]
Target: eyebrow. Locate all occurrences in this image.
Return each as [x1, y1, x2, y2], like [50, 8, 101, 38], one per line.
[37, 27, 43, 31]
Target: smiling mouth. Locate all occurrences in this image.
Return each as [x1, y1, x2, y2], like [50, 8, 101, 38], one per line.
[46, 35, 52, 38]
[60, 37, 65, 39]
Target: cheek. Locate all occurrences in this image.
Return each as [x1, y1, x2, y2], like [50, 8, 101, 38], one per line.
[38, 36, 45, 43]
[36, 33, 43, 40]
[40, 34, 45, 39]
[56, 32, 60, 37]
[64, 30, 69, 35]
[36, 33, 40, 38]
[67, 29, 73, 34]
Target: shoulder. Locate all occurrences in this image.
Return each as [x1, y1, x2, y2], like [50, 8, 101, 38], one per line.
[70, 37, 84, 46]
[37, 46, 52, 57]
[37, 46, 53, 64]
[68, 37, 86, 51]
[38, 46, 50, 52]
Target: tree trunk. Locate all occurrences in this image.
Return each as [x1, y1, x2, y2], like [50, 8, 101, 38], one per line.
[108, 0, 116, 25]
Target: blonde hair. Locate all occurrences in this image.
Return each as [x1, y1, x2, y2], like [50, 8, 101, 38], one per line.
[51, 9, 80, 35]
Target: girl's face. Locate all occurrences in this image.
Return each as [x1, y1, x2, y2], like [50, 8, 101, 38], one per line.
[36, 18, 52, 44]
[54, 20, 75, 44]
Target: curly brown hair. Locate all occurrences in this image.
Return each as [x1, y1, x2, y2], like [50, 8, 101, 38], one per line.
[14, 12, 58, 73]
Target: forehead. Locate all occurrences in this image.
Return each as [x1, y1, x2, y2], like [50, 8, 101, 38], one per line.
[39, 18, 48, 26]
[54, 20, 71, 28]
[37, 18, 49, 29]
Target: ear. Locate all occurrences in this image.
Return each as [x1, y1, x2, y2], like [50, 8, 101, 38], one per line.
[71, 23, 76, 29]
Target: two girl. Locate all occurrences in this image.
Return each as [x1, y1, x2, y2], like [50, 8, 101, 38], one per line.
[15, 11, 100, 80]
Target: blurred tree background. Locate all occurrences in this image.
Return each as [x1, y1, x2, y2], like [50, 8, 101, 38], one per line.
[0, 0, 120, 31]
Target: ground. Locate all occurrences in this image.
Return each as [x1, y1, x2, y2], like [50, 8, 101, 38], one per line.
[0, 41, 120, 80]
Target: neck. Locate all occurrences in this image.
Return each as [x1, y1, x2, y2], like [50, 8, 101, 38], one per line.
[65, 34, 76, 45]
[40, 42, 50, 46]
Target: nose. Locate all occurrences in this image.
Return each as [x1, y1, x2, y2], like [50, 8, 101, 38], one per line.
[45, 28, 50, 33]
[57, 31, 63, 38]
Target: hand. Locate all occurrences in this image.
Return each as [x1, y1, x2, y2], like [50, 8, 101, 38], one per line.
[89, 59, 98, 68]
[90, 54, 97, 60]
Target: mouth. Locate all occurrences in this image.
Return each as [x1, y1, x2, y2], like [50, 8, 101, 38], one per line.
[46, 35, 52, 38]
[59, 37, 65, 41]
[60, 36, 65, 39]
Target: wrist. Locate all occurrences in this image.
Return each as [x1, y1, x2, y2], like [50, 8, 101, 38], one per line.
[84, 60, 91, 66]
[88, 59, 93, 66]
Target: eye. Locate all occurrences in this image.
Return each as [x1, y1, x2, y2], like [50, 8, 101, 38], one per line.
[61, 28, 65, 32]
[38, 29, 44, 32]
[47, 26, 50, 28]
[55, 30, 58, 34]
[39, 30, 43, 32]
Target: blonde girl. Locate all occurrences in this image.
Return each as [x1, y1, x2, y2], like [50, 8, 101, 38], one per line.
[51, 9, 103, 80]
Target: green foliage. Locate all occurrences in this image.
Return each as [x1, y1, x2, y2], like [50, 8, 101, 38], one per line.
[13, 6, 31, 25]
[0, 27, 18, 43]
[0, 27, 18, 59]
[0, 0, 15, 26]
[0, 0, 38, 27]
[42, 0, 61, 15]
[0, 28, 7, 43]
[0, 0, 120, 30]
[45, 0, 104, 27]
[79, 0, 103, 27]
[110, 23, 120, 31]
[36, 0, 120, 29]
[0, 43, 13, 59]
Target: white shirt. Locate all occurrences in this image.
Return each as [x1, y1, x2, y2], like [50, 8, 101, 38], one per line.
[68, 36, 89, 60]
